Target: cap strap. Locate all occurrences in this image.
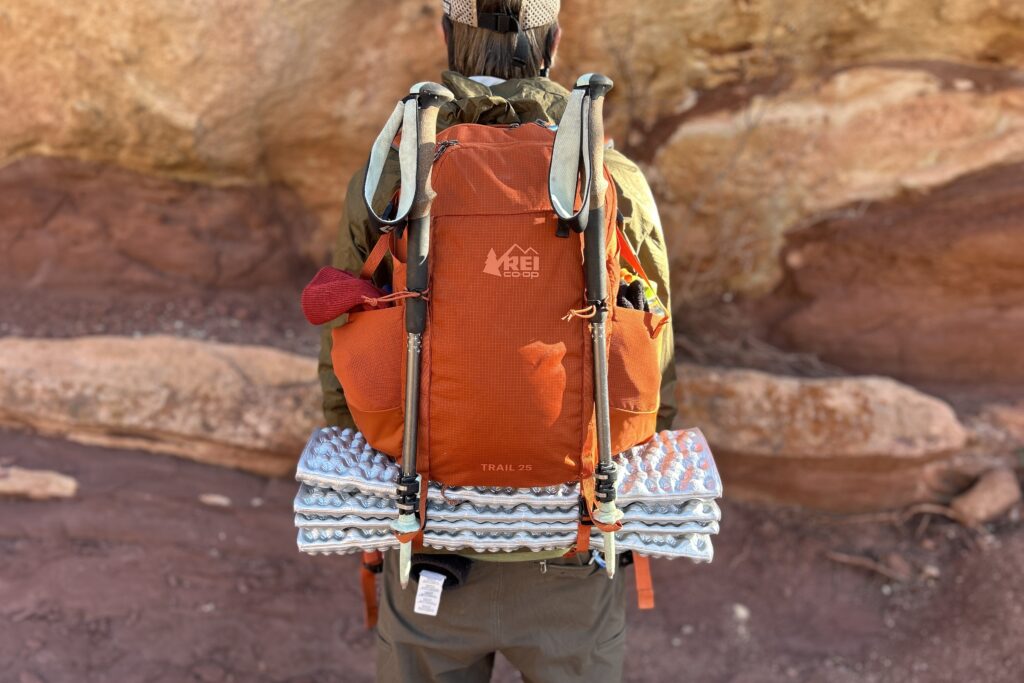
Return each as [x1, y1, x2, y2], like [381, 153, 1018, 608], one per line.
[476, 11, 520, 33]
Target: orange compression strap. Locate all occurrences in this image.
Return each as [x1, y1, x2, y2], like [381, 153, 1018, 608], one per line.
[576, 521, 591, 553]
[360, 550, 384, 628]
[632, 553, 655, 610]
[563, 521, 590, 557]
[359, 234, 393, 281]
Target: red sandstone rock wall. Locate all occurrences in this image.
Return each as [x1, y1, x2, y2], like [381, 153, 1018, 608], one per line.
[2, 2, 1022, 505]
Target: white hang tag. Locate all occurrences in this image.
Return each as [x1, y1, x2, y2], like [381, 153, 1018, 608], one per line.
[413, 570, 446, 617]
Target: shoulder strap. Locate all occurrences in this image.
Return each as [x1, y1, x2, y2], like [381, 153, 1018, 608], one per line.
[359, 234, 393, 281]
[608, 166, 669, 314]
[615, 224, 668, 316]
[615, 225, 653, 292]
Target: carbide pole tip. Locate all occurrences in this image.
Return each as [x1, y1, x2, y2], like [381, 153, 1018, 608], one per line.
[399, 541, 413, 589]
[604, 532, 616, 578]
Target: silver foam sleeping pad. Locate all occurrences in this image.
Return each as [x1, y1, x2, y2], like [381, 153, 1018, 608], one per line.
[295, 427, 577, 507]
[296, 514, 580, 535]
[293, 427, 722, 561]
[295, 427, 722, 504]
[294, 485, 722, 526]
[297, 526, 715, 561]
[295, 511, 718, 537]
[591, 530, 714, 562]
[298, 527, 577, 554]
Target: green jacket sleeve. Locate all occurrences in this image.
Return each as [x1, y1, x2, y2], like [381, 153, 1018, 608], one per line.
[605, 149, 678, 432]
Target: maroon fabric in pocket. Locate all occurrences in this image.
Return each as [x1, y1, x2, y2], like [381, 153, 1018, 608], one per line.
[301, 267, 387, 325]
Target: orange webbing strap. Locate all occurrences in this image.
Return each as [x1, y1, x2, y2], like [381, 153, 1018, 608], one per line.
[359, 233, 393, 281]
[576, 524, 591, 553]
[632, 554, 655, 610]
[360, 550, 384, 628]
[563, 520, 590, 557]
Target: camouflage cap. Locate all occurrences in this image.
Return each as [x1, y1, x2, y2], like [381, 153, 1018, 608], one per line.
[442, 0, 560, 31]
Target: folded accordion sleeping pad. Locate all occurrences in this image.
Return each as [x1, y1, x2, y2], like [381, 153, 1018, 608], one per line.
[293, 426, 723, 624]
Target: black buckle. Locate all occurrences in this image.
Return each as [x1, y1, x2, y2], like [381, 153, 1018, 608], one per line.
[362, 558, 384, 574]
[554, 215, 584, 237]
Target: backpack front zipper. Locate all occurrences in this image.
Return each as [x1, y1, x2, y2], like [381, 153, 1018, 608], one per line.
[434, 139, 459, 161]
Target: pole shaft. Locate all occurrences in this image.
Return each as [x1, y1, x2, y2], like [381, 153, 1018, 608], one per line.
[591, 322, 613, 467]
[400, 333, 422, 478]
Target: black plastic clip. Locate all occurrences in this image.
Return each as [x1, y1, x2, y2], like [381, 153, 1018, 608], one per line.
[556, 217, 571, 238]
[577, 495, 594, 525]
[477, 12, 520, 33]
[594, 462, 617, 504]
[555, 215, 585, 238]
[395, 474, 420, 515]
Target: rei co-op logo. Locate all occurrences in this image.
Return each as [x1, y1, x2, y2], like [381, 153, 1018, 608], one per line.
[483, 245, 540, 279]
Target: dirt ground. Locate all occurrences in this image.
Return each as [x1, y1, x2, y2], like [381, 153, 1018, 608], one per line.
[1, 429, 1021, 683]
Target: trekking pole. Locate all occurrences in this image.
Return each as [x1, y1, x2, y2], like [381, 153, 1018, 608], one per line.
[388, 82, 454, 589]
[549, 73, 621, 578]
[579, 74, 623, 578]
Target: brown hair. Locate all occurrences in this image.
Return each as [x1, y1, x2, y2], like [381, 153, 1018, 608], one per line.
[444, 0, 559, 79]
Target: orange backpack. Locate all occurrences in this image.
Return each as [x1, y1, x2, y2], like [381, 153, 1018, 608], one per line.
[329, 120, 668, 491]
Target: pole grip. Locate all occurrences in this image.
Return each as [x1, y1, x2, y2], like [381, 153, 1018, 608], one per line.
[581, 74, 613, 316]
[410, 106, 440, 222]
[409, 83, 453, 221]
[404, 83, 453, 333]
[405, 216, 429, 334]
[584, 207, 607, 317]
[585, 74, 612, 211]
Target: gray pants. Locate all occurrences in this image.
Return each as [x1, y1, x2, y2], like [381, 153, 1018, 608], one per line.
[376, 553, 627, 683]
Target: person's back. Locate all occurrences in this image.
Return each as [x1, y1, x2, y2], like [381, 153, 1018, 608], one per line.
[318, 2, 676, 680]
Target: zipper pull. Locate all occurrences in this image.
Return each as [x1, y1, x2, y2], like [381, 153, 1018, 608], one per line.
[434, 139, 459, 161]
